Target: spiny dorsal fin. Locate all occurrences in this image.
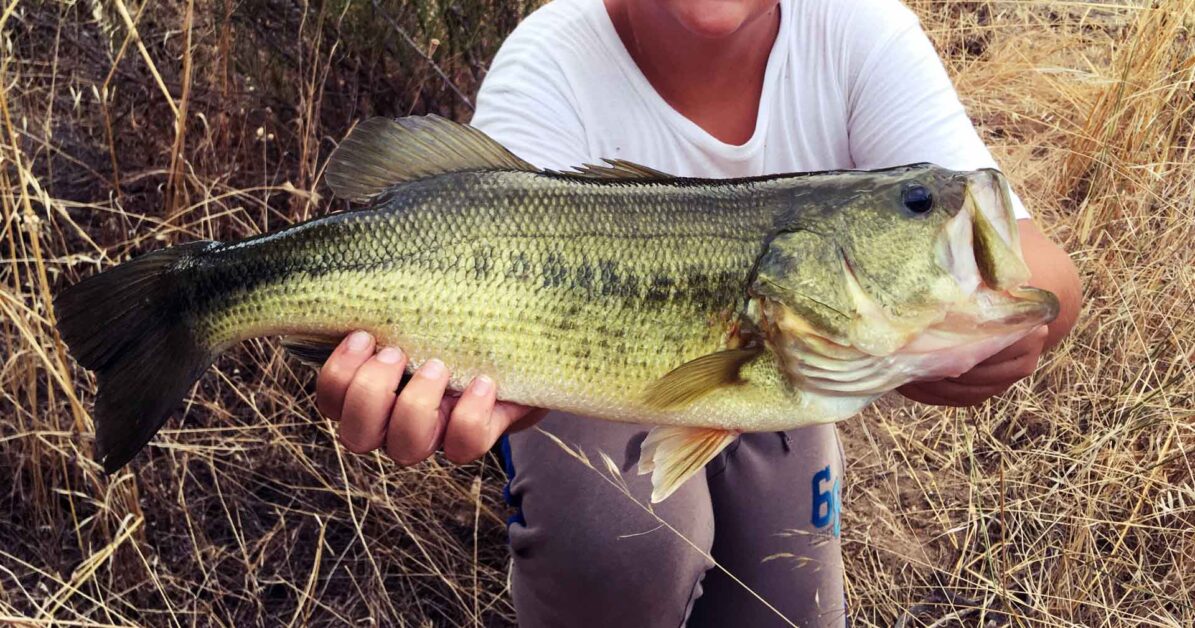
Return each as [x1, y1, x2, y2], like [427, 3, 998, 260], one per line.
[280, 333, 346, 367]
[642, 347, 763, 410]
[551, 158, 674, 181]
[638, 426, 738, 502]
[325, 115, 538, 202]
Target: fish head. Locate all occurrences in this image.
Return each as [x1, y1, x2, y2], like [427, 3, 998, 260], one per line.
[751, 165, 1059, 398]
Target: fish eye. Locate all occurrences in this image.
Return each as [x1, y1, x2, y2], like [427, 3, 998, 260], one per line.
[902, 185, 934, 215]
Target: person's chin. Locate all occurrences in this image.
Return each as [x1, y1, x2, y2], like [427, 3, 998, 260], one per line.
[669, 0, 758, 39]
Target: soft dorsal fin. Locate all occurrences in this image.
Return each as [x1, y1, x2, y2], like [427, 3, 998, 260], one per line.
[551, 158, 674, 181]
[642, 347, 763, 410]
[325, 115, 538, 202]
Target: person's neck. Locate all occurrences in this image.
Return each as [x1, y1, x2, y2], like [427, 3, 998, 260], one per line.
[604, 0, 780, 145]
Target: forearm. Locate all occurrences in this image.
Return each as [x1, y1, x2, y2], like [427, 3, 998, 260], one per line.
[1017, 219, 1082, 350]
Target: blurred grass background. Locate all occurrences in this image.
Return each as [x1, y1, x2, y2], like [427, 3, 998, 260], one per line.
[0, 0, 1192, 625]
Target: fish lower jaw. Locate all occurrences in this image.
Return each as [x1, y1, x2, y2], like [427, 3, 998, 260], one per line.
[895, 327, 1032, 380]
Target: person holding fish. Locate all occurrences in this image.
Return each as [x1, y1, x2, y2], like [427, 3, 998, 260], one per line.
[313, 0, 1080, 625]
[55, 0, 1081, 626]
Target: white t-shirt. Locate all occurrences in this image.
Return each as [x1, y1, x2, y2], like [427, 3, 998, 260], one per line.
[470, 0, 1029, 219]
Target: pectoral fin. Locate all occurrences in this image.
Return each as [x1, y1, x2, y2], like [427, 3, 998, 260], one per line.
[642, 348, 762, 410]
[639, 426, 738, 503]
[280, 333, 346, 367]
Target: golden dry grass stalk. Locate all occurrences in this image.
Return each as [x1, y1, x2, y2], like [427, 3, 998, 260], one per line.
[1, 0, 1192, 626]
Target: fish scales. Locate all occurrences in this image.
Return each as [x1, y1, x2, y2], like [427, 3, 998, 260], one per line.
[191, 170, 786, 424]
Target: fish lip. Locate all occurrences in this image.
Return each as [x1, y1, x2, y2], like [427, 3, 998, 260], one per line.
[1019, 287, 1061, 325]
[975, 286, 1060, 328]
[965, 169, 1022, 254]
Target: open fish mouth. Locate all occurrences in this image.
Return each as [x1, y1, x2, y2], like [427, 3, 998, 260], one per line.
[937, 169, 1059, 328]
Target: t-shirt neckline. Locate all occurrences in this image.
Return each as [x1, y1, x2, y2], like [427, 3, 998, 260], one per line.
[580, 0, 792, 157]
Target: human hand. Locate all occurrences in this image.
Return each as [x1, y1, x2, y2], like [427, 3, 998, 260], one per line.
[315, 331, 547, 464]
[898, 325, 1048, 407]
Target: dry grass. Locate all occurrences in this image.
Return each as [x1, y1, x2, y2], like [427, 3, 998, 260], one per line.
[0, 0, 1191, 625]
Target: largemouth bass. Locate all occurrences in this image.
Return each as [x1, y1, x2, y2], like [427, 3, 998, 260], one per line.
[55, 115, 1058, 501]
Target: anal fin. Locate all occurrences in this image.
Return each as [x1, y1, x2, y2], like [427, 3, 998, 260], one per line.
[280, 333, 345, 367]
[638, 426, 738, 503]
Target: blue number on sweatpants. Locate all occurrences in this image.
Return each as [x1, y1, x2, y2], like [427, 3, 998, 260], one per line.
[810, 465, 841, 537]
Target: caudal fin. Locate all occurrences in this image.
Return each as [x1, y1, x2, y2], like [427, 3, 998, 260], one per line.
[54, 242, 217, 473]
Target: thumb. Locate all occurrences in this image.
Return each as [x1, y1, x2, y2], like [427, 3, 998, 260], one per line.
[493, 403, 548, 434]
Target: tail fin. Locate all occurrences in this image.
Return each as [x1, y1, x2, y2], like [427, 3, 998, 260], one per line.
[54, 241, 218, 473]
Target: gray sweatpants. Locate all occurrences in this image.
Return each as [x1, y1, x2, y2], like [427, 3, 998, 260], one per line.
[501, 411, 846, 627]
